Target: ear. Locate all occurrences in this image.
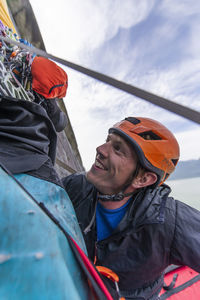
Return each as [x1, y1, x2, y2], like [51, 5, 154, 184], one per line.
[131, 172, 157, 189]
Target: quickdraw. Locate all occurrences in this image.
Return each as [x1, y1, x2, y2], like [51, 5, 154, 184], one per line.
[0, 19, 41, 103]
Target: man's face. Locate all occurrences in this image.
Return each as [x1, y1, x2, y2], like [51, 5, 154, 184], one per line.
[86, 133, 138, 195]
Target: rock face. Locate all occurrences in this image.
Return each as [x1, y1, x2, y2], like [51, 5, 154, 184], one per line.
[7, 0, 85, 177]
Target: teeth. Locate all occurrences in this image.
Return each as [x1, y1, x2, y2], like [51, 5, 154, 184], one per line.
[95, 160, 105, 170]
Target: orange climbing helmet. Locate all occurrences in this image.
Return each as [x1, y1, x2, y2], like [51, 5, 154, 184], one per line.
[109, 117, 180, 185]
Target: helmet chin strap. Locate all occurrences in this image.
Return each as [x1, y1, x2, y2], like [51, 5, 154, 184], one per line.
[98, 191, 135, 202]
[97, 162, 140, 202]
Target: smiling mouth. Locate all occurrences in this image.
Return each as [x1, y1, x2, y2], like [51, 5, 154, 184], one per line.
[95, 159, 108, 170]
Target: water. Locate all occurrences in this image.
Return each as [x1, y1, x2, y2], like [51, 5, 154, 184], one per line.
[167, 177, 200, 210]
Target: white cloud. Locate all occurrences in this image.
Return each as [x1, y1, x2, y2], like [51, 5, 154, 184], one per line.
[175, 127, 200, 161]
[133, 60, 200, 111]
[30, 0, 154, 59]
[159, 1, 200, 18]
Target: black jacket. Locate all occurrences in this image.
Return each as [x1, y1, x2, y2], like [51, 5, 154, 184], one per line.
[63, 172, 200, 300]
[0, 97, 67, 185]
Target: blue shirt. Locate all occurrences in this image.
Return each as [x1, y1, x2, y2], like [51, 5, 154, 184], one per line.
[96, 198, 132, 241]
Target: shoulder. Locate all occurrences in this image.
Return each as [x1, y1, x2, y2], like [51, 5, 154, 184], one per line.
[160, 185, 200, 230]
[161, 183, 200, 215]
[62, 172, 87, 189]
[62, 172, 96, 206]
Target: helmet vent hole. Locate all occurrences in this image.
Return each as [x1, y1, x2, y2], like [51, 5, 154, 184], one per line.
[171, 159, 178, 166]
[139, 131, 162, 140]
[125, 117, 140, 125]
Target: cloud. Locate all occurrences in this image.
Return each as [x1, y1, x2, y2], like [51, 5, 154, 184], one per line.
[175, 127, 200, 161]
[158, 1, 200, 18]
[30, 0, 155, 59]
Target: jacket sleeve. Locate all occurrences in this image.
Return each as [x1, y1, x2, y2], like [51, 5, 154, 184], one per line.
[62, 172, 96, 209]
[170, 200, 200, 272]
[43, 99, 68, 132]
[62, 173, 78, 205]
[62, 172, 88, 207]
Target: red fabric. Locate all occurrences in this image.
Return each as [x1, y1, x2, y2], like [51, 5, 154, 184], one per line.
[160, 266, 200, 299]
[70, 237, 113, 300]
[31, 57, 68, 99]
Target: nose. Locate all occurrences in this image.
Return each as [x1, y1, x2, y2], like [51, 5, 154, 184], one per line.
[96, 142, 108, 159]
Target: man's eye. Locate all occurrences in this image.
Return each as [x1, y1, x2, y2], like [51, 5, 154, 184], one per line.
[114, 144, 121, 151]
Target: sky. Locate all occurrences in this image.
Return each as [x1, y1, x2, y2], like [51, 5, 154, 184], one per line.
[29, 0, 200, 170]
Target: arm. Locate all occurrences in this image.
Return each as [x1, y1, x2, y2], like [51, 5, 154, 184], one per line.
[62, 172, 96, 208]
[44, 99, 68, 132]
[62, 172, 87, 207]
[170, 200, 200, 272]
